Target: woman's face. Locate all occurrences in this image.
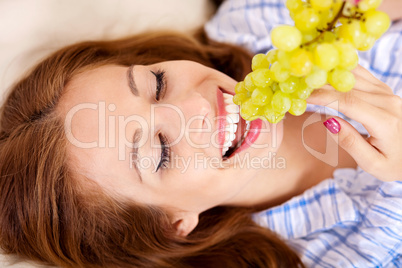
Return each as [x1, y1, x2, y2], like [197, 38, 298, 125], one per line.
[58, 60, 283, 215]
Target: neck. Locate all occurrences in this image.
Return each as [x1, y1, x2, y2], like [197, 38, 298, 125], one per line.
[221, 138, 310, 209]
[221, 113, 357, 210]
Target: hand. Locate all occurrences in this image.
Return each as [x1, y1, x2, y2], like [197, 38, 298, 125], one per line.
[307, 65, 402, 182]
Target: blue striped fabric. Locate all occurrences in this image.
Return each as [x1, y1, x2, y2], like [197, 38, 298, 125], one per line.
[205, 1, 402, 267]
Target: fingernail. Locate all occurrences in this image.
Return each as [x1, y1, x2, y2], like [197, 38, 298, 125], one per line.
[323, 118, 341, 134]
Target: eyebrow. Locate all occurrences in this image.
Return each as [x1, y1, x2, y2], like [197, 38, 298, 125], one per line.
[131, 128, 143, 182]
[127, 65, 139, 96]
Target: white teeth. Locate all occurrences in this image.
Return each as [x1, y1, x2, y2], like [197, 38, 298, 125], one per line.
[225, 104, 239, 114]
[246, 121, 250, 131]
[225, 132, 236, 142]
[223, 140, 232, 148]
[226, 123, 237, 133]
[221, 93, 253, 156]
[226, 113, 239, 124]
[242, 121, 251, 138]
[222, 93, 241, 156]
[223, 93, 233, 100]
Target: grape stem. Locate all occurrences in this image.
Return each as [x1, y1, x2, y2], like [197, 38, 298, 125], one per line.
[302, 1, 347, 47]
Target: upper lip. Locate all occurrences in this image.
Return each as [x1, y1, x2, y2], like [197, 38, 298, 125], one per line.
[216, 87, 229, 150]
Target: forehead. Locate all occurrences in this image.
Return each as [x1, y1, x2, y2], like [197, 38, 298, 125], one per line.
[56, 65, 127, 144]
[56, 65, 142, 180]
[60, 65, 128, 109]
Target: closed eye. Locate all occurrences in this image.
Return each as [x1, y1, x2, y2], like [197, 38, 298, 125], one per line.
[151, 70, 166, 101]
[155, 133, 170, 172]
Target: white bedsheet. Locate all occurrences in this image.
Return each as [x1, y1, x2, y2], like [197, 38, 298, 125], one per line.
[0, 0, 213, 103]
[0, 0, 213, 266]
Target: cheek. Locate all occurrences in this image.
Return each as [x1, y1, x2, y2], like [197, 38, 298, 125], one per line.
[152, 171, 219, 209]
[247, 120, 284, 155]
[269, 121, 284, 151]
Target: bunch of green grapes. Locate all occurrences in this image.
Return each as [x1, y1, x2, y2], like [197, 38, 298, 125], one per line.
[234, 0, 390, 123]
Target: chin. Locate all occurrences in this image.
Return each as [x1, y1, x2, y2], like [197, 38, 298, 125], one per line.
[249, 119, 283, 155]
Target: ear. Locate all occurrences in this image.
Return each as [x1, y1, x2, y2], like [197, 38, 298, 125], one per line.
[172, 212, 199, 237]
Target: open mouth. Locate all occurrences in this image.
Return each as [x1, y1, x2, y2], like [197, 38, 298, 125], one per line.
[221, 93, 250, 158]
[217, 88, 262, 159]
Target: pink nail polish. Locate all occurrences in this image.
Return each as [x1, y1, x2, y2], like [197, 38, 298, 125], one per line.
[323, 118, 341, 134]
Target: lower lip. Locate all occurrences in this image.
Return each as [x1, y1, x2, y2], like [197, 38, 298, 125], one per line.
[216, 88, 227, 149]
[228, 119, 262, 158]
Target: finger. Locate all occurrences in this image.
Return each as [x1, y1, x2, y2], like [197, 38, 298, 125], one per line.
[352, 65, 380, 84]
[352, 66, 394, 94]
[322, 65, 392, 94]
[334, 90, 402, 112]
[322, 117, 385, 175]
[359, 92, 402, 112]
[307, 89, 390, 135]
[320, 77, 390, 96]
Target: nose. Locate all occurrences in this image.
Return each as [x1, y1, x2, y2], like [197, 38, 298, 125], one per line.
[153, 92, 212, 145]
[181, 92, 211, 128]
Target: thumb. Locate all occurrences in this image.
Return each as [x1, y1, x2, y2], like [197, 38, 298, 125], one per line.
[323, 117, 382, 172]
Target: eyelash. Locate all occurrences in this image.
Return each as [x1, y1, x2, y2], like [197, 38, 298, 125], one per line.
[151, 69, 169, 172]
[151, 70, 166, 101]
[155, 133, 171, 172]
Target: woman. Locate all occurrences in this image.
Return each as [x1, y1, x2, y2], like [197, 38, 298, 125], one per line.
[0, 31, 306, 267]
[0, 3, 401, 268]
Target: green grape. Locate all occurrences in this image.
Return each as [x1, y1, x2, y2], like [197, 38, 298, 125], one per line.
[342, 1, 357, 17]
[335, 41, 358, 70]
[271, 62, 290, 83]
[235, 81, 247, 94]
[286, 0, 303, 12]
[357, 0, 382, 12]
[321, 31, 336, 43]
[357, 33, 376, 51]
[266, 49, 278, 64]
[251, 87, 273, 106]
[272, 91, 292, 114]
[328, 68, 356, 92]
[294, 8, 320, 32]
[244, 73, 255, 92]
[289, 98, 307, 116]
[363, 10, 391, 38]
[271, 25, 302, 51]
[332, 0, 345, 16]
[338, 17, 350, 25]
[240, 99, 261, 120]
[251, 69, 273, 88]
[291, 86, 314, 100]
[317, 8, 337, 29]
[271, 82, 280, 92]
[233, 93, 249, 105]
[279, 77, 300, 94]
[305, 67, 327, 88]
[264, 105, 285, 124]
[310, 0, 332, 11]
[236, 0, 389, 124]
[302, 30, 320, 43]
[289, 10, 297, 20]
[338, 20, 364, 48]
[277, 50, 292, 69]
[252, 54, 270, 71]
[314, 43, 340, 71]
[290, 48, 313, 77]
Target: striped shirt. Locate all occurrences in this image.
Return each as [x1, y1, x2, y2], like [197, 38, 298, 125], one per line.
[205, 1, 402, 267]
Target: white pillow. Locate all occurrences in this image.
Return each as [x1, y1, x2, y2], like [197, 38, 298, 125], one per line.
[0, 0, 214, 103]
[0, 0, 213, 266]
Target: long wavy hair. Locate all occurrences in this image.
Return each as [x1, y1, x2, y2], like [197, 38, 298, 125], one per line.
[0, 30, 305, 267]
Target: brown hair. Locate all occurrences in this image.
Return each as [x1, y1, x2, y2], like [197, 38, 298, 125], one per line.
[0, 31, 304, 267]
